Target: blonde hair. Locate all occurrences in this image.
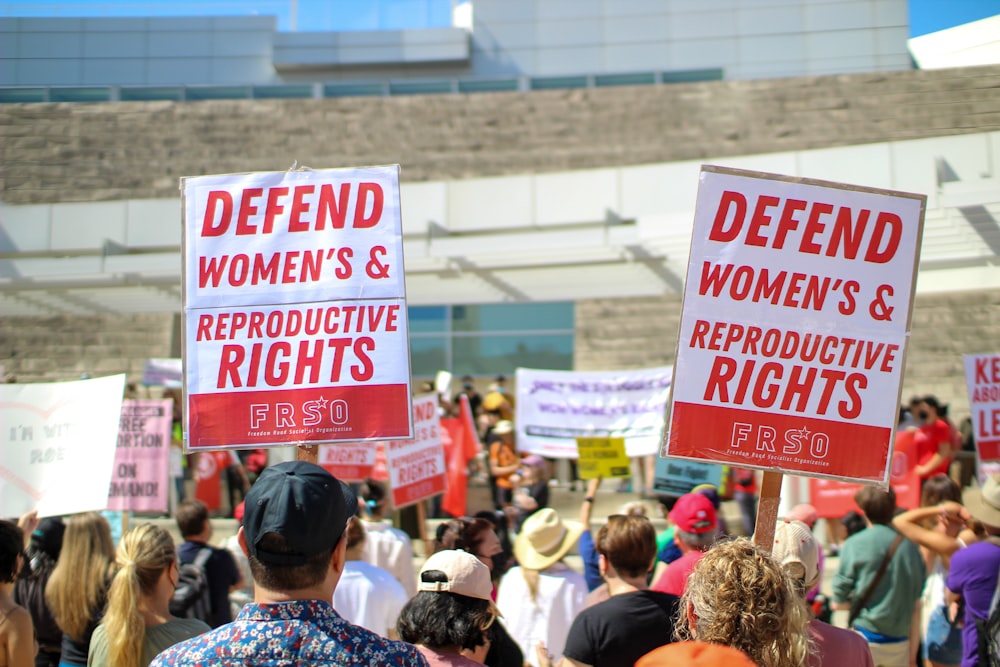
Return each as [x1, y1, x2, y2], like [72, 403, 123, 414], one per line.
[45, 512, 116, 641]
[678, 538, 812, 667]
[103, 524, 177, 667]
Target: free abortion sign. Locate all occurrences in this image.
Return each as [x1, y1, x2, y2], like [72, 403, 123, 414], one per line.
[663, 166, 925, 484]
[182, 166, 412, 449]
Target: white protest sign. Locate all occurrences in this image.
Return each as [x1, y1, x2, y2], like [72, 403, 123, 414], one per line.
[181, 166, 412, 449]
[385, 395, 446, 508]
[0, 375, 125, 517]
[318, 442, 378, 482]
[965, 354, 1000, 462]
[665, 166, 925, 484]
[516, 367, 672, 458]
[106, 399, 172, 512]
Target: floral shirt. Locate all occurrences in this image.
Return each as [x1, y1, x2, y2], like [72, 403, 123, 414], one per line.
[149, 599, 428, 666]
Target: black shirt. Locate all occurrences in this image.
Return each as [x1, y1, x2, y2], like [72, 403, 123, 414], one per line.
[562, 590, 680, 667]
[178, 540, 240, 628]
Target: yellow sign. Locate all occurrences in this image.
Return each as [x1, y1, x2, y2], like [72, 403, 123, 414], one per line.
[576, 437, 631, 479]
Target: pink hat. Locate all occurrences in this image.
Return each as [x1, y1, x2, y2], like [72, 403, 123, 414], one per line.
[787, 504, 818, 528]
[669, 492, 718, 534]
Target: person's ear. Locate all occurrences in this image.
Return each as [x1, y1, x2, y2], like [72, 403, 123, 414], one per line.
[598, 553, 608, 577]
[331, 533, 349, 574]
[686, 600, 698, 636]
[237, 526, 250, 558]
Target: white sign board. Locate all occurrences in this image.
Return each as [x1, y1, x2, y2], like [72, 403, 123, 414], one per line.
[1, 375, 125, 517]
[515, 367, 672, 458]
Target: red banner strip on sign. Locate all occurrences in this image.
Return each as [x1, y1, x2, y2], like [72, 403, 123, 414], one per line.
[188, 384, 410, 448]
[668, 401, 891, 482]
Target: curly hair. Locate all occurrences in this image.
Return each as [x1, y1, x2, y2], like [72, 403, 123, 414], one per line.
[677, 538, 811, 667]
[396, 570, 495, 650]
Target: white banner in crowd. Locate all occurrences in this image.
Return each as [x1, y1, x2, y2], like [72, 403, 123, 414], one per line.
[385, 394, 447, 508]
[0, 375, 125, 517]
[106, 399, 172, 513]
[181, 166, 413, 449]
[515, 367, 672, 458]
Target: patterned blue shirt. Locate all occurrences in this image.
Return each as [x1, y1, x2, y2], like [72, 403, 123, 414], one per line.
[149, 599, 428, 666]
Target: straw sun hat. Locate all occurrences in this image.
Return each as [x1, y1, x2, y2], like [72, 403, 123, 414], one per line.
[513, 507, 584, 571]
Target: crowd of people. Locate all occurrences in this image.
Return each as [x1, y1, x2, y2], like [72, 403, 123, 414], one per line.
[1, 386, 995, 667]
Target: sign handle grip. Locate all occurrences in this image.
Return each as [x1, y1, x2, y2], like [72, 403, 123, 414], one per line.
[297, 444, 319, 464]
[752, 471, 783, 552]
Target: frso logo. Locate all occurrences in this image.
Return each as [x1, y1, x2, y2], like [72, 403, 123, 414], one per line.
[729, 421, 829, 459]
[249, 397, 348, 429]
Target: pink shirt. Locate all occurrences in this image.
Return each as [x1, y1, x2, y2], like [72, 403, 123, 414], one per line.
[808, 619, 874, 667]
[651, 550, 705, 596]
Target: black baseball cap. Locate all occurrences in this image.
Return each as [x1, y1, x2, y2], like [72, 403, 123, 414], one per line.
[243, 461, 357, 566]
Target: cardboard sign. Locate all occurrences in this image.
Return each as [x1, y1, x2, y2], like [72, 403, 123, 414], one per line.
[810, 429, 921, 518]
[181, 166, 412, 449]
[516, 367, 672, 458]
[385, 395, 447, 508]
[106, 399, 172, 512]
[653, 457, 726, 497]
[319, 442, 378, 482]
[965, 354, 1000, 462]
[664, 166, 925, 484]
[576, 437, 631, 479]
[0, 375, 125, 517]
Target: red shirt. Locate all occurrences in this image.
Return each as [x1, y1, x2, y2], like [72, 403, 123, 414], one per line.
[651, 550, 705, 596]
[914, 418, 952, 479]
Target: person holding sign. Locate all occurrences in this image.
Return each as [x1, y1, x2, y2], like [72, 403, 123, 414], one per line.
[150, 461, 426, 667]
[88, 525, 209, 667]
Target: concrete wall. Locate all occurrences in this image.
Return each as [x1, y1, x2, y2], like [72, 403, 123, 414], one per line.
[3, 64, 1000, 206]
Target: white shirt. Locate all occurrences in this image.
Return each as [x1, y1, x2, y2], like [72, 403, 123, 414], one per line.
[496, 562, 588, 667]
[333, 560, 409, 638]
[361, 519, 417, 597]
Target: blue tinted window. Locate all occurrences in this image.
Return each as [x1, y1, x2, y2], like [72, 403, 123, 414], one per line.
[453, 333, 573, 375]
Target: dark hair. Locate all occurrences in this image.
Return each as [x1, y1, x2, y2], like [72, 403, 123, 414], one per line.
[596, 515, 656, 579]
[175, 499, 208, 538]
[840, 510, 866, 537]
[345, 516, 365, 551]
[921, 473, 961, 508]
[855, 486, 896, 525]
[0, 520, 23, 583]
[359, 479, 387, 507]
[247, 532, 334, 591]
[921, 395, 947, 417]
[396, 570, 493, 650]
[435, 518, 496, 556]
[657, 495, 680, 513]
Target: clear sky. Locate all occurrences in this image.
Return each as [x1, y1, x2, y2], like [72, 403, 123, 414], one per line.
[2, 0, 999, 36]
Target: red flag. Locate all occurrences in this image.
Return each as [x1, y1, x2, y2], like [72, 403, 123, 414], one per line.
[440, 395, 481, 518]
[194, 450, 233, 511]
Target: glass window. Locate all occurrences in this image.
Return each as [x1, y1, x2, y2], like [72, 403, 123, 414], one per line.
[452, 334, 573, 375]
[408, 306, 448, 333]
[409, 336, 448, 377]
[452, 302, 573, 333]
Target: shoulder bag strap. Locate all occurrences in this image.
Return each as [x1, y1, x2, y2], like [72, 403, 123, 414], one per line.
[849, 533, 905, 627]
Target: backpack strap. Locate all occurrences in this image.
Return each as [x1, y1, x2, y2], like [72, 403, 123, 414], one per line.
[193, 547, 213, 569]
[849, 533, 904, 627]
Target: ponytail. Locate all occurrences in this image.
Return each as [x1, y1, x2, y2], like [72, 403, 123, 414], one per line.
[103, 525, 176, 667]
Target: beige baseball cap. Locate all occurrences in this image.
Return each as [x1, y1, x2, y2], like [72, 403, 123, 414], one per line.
[418, 549, 493, 601]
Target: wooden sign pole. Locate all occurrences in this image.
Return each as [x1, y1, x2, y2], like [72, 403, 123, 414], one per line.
[752, 471, 783, 553]
[297, 444, 319, 464]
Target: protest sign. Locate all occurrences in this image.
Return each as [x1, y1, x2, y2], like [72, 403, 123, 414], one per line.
[516, 367, 671, 458]
[809, 429, 921, 518]
[182, 166, 412, 449]
[193, 450, 236, 511]
[965, 354, 1000, 462]
[653, 457, 726, 497]
[142, 358, 182, 387]
[576, 437, 631, 479]
[0, 375, 125, 517]
[107, 399, 172, 512]
[385, 395, 447, 508]
[319, 442, 378, 482]
[664, 166, 925, 485]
